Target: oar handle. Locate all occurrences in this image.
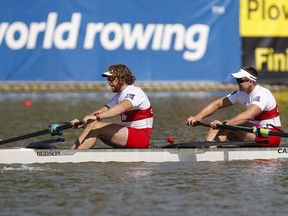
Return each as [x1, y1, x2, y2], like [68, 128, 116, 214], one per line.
[195, 121, 254, 132]
[194, 121, 210, 127]
[196, 121, 288, 138]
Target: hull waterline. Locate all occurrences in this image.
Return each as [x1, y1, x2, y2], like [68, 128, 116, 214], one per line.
[1, 147, 288, 164]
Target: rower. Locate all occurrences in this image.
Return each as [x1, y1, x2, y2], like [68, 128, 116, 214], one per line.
[186, 66, 282, 147]
[70, 64, 153, 149]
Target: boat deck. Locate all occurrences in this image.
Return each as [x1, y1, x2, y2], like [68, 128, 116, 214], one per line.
[1, 146, 288, 164]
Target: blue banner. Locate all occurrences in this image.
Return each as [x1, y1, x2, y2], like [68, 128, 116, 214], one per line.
[0, 0, 240, 82]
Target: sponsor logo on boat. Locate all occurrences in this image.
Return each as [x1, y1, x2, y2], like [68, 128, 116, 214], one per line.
[277, 148, 288, 154]
[36, 150, 61, 157]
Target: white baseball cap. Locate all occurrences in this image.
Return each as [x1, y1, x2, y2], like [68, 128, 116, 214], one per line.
[231, 69, 257, 82]
[101, 71, 113, 77]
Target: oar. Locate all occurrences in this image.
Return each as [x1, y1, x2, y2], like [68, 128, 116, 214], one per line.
[196, 121, 288, 138]
[0, 122, 77, 145]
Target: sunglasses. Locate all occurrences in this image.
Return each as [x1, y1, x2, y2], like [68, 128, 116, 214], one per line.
[107, 76, 116, 82]
[236, 78, 250, 83]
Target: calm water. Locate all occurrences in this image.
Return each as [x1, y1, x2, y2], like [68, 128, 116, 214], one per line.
[1, 91, 288, 216]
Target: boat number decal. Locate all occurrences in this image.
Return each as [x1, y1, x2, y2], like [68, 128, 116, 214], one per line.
[277, 148, 288, 154]
[36, 150, 61, 157]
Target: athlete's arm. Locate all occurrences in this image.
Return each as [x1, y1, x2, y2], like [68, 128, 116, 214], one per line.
[91, 106, 109, 115]
[186, 96, 233, 126]
[97, 99, 133, 120]
[226, 104, 262, 125]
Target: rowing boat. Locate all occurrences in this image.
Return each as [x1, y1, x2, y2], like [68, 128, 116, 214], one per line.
[1, 122, 288, 164]
[1, 142, 288, 164]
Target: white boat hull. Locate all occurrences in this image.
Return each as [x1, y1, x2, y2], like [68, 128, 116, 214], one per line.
[1, 147, 288, 164]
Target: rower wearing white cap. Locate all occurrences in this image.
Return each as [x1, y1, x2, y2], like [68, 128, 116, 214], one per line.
[70, 64, 153, 149]
[186, 66, 282, 147]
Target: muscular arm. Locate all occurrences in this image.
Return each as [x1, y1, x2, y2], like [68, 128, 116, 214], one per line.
[71, 106, 109, 127]
[196, 97, 232, 119]
[226, 104, 262, 125]
[186, 96, 233, 126]
[98, 99, 133, 120]
[80, 99, 133, 125]
[90, 106, 109, 115]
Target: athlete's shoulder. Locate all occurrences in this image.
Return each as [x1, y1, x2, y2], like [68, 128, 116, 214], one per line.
[255, 85, 273, 95]
[127, 85, 146, 94]
[227, 90, 240, 97]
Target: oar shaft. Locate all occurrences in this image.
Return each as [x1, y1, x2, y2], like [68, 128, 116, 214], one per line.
[56, 124, 73, 131]
[197, 121, 254, 133]
[0, 123, 74, 145]
[217, 124, 254, 133]
[219, 125, 288, 138]
[0, 129, 49, 145]
[269, 131, 288, 138]
[197, 121, 288, 138]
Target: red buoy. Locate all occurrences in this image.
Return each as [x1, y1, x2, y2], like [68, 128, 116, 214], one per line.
[167, 136, 174, 144]
[23, 99, 33, 107]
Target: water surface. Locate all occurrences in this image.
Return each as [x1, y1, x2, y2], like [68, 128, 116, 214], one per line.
[0, 91, 288, 216]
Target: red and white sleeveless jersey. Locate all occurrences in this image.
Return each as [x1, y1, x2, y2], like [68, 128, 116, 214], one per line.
[227, 85, 281, 127]
[106, 85, 153, 129]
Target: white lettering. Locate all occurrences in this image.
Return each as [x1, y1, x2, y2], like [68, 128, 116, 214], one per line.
[100, 22, 122, 50]
[6, 22, 28, 49]
[84, 21, 209, 61]
[151, 24, 164, 50]
[183, 24, 210, 61]
[123, 23, 155, 50]
[162, 24, 185, 50]
[212, 6, 225, 15]
[27, 22, 46, 49]
[0, 22, 9, 46]
[53, 13, 81, 49]
[84, 22, 104, 49]
[43, 12, 57, 49]
[0, 12, 210, 61]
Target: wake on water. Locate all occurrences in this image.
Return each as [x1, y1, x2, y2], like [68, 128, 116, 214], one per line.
[0, 164, 61, 173]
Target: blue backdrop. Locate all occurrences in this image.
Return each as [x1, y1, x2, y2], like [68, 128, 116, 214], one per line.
[0, 0, 240, 82]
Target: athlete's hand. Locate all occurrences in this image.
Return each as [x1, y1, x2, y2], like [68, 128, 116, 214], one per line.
[82, 115, 96, 125]
[70, 119, 83, 128]
[210, 120, 222, 129]
[186, 116, 201, 127]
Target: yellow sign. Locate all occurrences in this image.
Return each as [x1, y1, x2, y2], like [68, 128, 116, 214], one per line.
[255, 48, 288, 71]
[241, 0, 288, 37]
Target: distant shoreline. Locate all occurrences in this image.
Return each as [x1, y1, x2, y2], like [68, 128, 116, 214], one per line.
[0, 81, 287, 93]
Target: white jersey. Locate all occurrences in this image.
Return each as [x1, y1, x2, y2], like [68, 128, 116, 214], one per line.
[106, 85, 153, 129]
[227, 85, 281, 127]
